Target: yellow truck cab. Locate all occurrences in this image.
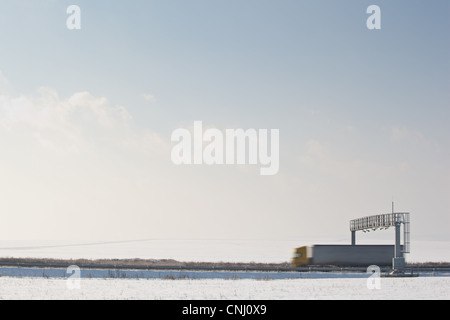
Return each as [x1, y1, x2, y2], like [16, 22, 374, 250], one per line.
[292, 246, 309, 266]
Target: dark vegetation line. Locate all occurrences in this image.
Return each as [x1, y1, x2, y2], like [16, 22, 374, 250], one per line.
[0, 257, 449, 268]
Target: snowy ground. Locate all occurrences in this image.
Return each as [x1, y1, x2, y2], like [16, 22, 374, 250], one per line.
[0, 238, 448, 300]
[0, 267, 376, 280]
[0, 277, 449, 300]
[1, 265, 449, 280]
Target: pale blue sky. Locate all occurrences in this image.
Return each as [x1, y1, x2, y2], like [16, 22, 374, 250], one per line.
[0, 1, 449, 244]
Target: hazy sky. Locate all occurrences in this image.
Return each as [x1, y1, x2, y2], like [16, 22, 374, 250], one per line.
[0, 0, 449, 243]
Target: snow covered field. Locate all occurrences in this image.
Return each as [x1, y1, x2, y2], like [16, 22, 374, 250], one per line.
[0, 238, 448, 300]
[0, 277, 449, 300]
[0, 267, 375, 280]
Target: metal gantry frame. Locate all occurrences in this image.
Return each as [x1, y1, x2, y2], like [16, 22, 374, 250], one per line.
[350, 213, 410, 253]
[350, 212, 410, 271]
